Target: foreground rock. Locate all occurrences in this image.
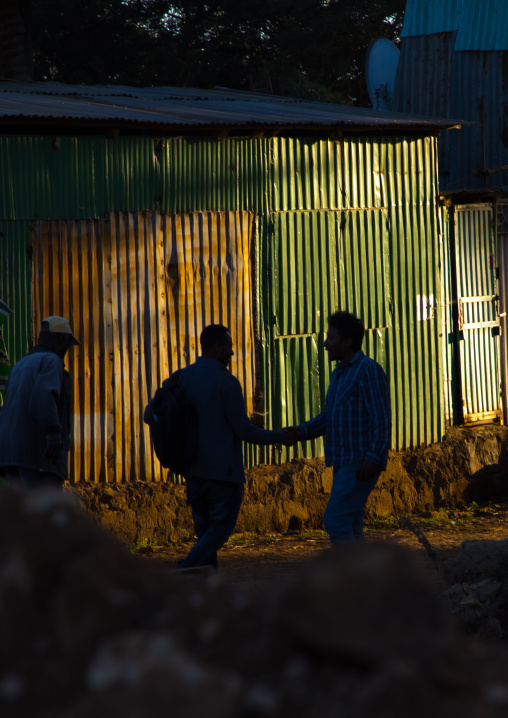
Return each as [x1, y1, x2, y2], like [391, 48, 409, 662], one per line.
[1, 489, 508, 716]
[443, 539, 508, 640]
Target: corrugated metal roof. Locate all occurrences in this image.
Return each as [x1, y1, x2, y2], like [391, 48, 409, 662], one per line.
[0, 81, 461, 132]
[401, 0, 508, 50]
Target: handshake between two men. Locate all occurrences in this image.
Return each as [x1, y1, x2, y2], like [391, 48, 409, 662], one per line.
[280, 425, 380, 484]
[281, 426, 302, 447]
[152, 314, 390, 571]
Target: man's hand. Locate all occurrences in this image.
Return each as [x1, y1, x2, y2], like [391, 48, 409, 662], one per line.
[44, 432, 63, 459]
[356, 460, 380, 482]
[282, 426, 302, 446]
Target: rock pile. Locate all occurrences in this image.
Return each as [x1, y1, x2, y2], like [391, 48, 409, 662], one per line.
[1, 489, 508, 717]
[443, 539, 508, 641]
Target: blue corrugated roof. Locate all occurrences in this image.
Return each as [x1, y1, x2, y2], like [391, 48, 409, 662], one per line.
[401, 0, 508, 50]
[401, 0, 461, 37]
[0, 81, 462, 132]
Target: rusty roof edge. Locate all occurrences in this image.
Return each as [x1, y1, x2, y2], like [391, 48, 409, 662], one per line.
[0, 80, 468, 131]
[0, 116, 465, 135]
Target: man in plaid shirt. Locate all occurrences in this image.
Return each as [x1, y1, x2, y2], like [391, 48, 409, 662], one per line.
[288, 311, 391, 543]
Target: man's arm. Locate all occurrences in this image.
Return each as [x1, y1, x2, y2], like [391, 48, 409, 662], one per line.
[296, 409, 326, 442]
[361, 363, 391, 468]
[222, 376, 286, 445]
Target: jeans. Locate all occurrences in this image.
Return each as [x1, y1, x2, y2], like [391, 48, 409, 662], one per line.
[177, 477, 243, 570]
[323, 462, 380, 544]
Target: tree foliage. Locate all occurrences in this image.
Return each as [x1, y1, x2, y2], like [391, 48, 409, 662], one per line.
[31, 0, 405, 106]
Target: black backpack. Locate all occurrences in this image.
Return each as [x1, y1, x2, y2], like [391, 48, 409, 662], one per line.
[143, 370, 198, 475]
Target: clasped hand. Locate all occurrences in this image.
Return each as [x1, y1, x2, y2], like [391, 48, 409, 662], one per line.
[281, 426, 302, 447]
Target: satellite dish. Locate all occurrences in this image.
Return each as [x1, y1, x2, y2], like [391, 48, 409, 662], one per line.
[365, 38, 400, 111]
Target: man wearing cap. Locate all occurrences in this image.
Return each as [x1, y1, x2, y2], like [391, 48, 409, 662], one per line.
[0, 316, 80, 490]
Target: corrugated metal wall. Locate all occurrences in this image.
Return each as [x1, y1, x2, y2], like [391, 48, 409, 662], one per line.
[0, 220, 31, 362]
[440, 203, 502, 426]
[32, 211, 256, 483]
[401, 0, 508, 52]
[394, 35, 508, 193]
[497, 201, 508, 426]
[261, 136, 444, 456]
[439, 205, 459, 425]
[453, 205, 501, 423]
[0, 132, 446, 481]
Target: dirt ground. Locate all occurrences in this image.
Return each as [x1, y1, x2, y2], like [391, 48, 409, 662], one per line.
[140, 502, 508, 593]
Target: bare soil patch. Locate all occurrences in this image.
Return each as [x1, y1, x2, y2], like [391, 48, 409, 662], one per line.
[75, 425, 508, 547]
[139, 502, 508, 593]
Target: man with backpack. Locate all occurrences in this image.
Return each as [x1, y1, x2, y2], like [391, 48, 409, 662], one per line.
[148, 324, 290, 571]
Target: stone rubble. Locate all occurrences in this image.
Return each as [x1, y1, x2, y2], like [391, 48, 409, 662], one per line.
[0, 489, 508, 716]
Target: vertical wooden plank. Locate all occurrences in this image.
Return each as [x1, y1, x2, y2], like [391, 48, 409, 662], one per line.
[136, 212, 152, 481]
[151, 212, 167, 481]
[101, 217, 113, 483]
[128, 212, 141, 482]
[76, 220, 92, 484]
[109, 212, 125, 483]
[89, 221, 103, 483]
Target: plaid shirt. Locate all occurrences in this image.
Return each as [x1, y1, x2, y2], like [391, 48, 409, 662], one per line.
[298, 351, 391, 469]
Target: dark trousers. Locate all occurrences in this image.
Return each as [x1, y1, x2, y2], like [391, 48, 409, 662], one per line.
[177, 477, 243, 570]
[323, 463, 380, 543]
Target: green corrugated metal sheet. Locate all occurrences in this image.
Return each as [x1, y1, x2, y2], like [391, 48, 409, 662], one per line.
[274, 334, 327, 462]
[339, 210, 391, 329]
[164, 138, 273, 216]
[0, 135, 437, 218]
[0, 221, 31, 363]
[272, 211, 338, 336]
[0, 137, 105, 220]
[384, 200, 443, 448]
[0, 136, 163, 220]
[269, 210, 338, 462]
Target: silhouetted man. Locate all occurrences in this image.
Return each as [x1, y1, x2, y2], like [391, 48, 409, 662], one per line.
[176, 324, 289, 570]
[287, 311, 391, 543]
[0, 316, 79, 490]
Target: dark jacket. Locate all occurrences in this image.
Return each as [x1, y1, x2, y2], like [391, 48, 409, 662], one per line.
[179, 356, 284, 483]
[0, 346, 71, 479]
